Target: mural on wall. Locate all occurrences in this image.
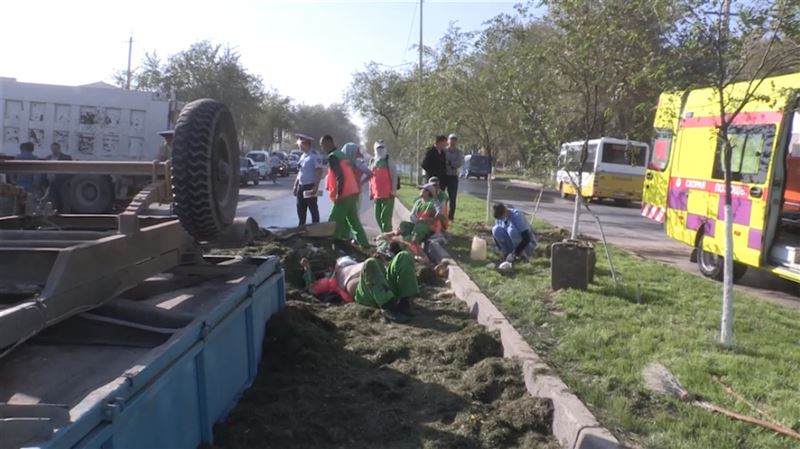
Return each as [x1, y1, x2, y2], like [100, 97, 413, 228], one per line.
[29, 103, 45, 122]
[4, 100, 23, 121]
[54, 130, 69, 153]
[78, 133, 95, 155]
[28, 129, 45, 151]
[3, 127, 19, 149]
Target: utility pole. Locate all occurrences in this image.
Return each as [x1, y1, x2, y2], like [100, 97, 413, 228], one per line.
[125, 34, 133, 90]
[415, 0, 423, 184]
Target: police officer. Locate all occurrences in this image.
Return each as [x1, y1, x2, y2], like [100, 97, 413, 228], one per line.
[293, 133, 324, 225]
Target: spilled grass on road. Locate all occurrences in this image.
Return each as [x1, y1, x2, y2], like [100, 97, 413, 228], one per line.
[398, 185, 800, 449]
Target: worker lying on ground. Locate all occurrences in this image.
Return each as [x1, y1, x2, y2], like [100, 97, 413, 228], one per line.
[492, 202, 536, 263]
[301, 241, 419, 323]
[375, 232, 431, 264]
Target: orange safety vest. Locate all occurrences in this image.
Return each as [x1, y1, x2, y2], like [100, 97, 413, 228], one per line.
[413, 199, 442, 234]
[370, 162, 393, 200]
[326, 155, 360, 201]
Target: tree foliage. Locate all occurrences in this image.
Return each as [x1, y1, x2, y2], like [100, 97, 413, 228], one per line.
[291, 103, 360, 148]
[117, 40, 359, 152]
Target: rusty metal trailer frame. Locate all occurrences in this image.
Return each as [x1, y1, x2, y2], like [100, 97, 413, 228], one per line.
[0, 160, 212, 357]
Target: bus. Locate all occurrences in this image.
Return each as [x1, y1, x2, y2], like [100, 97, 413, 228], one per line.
[556, 137, 649, 204]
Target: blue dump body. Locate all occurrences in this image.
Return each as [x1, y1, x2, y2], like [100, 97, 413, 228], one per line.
[1, 256, 284, 449]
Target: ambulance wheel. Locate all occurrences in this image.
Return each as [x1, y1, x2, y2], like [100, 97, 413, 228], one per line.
[171, 98, 240, 242]
[696, 236, 748, 282]
[559, 183, 569, 199]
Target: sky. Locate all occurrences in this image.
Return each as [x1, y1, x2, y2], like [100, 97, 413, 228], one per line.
[0, 0, 528, 130]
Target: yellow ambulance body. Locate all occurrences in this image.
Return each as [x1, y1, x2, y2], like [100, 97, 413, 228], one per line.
[642, 72, 800, 282]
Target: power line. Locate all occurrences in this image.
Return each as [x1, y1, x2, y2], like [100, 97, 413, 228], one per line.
[401, 1, 418, 62]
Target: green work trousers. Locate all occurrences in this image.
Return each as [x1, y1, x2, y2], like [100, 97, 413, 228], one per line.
[386, 251, 419, 299]
[329, 194, 369, 247]
[355, 258, 395, 308]
[374, 197, 394, 233]
[398, 220, 432, 243]
[355, 251, 419, 308]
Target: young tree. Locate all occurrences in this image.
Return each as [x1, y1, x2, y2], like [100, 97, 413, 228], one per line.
[347, 63, 412, 143]
[674, 0, 800, 346]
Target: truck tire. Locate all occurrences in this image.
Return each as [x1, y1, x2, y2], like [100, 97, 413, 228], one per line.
[66, 174, 115, 214]
[696, 234, 748, 282]
[171, 99, 239, 241]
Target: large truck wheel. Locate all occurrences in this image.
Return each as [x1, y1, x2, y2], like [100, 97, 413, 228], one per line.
[171, 99, 239, 242]
[66, 174, 115, 214]
[696, 234, 747, 282]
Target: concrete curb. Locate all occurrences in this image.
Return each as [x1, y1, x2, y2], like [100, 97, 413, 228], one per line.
[393, 198, 622, 449]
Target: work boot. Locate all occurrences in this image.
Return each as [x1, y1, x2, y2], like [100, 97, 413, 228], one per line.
[398, 297, 414, 316]
[382, 302, 410, 324]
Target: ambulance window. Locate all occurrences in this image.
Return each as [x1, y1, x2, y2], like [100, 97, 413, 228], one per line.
[712, 125, 775, 184]
[790, 112, 800, 157]
[649, 130, 672, 171]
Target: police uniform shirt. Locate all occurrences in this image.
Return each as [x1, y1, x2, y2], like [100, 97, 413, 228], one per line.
[297, 150, 323, 185]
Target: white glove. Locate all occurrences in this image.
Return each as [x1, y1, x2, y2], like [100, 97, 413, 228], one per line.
[505, 253, 516, 263]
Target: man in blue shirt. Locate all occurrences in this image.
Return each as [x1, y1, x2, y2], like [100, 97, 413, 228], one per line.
[293, 133, 324, 225]
[492, 202, 536, 262]
[12, 142, 40, 194]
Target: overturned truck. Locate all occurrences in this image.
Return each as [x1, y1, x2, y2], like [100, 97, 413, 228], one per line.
[0, 100, 285, 449]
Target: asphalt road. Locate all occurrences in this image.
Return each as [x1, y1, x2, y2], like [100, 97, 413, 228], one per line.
[236, 174, 381, 236]
[459, 178, 800, 309]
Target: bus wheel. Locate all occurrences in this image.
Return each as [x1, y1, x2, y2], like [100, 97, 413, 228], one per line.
[696, 235, 748, 282]
[559, 183, 568, 199]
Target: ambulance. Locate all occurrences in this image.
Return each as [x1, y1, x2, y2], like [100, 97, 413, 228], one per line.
[642, 72, 800, 283]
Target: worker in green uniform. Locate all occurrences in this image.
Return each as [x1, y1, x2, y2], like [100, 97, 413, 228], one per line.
[355, 241, 419, 322]
[369, 139, 399, 233]
[397, 184, 441, 244]
[323, 136, 369, 248]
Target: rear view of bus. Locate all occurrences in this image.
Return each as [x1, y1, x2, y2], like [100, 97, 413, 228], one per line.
[556, 137, 649, 204]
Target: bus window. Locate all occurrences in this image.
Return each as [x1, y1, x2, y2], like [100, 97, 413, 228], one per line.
[601, 143, 647, 167]
[564, 144, 597, 173]
[649, 131, 672, 171]
[711, 125, 774, 184]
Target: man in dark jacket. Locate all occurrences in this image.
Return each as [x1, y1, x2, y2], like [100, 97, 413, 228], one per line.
[421, 135, 447, 181]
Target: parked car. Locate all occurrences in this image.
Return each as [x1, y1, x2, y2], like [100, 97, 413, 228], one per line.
[290, 150, 303, 159]
[245, 151, 272, 179]
[240, 157, 260, 186]
[288, 154, 299, 173]
[462, 154, 491, 180]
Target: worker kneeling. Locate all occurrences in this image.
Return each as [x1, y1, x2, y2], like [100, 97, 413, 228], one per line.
[492, 202, 536, 263]
[305, 241, 419, 323]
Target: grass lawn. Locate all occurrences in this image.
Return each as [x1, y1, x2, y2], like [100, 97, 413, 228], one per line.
[397, 185, 800, 449]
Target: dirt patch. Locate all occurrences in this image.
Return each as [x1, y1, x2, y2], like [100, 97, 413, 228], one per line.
[211, 237, 557, 449]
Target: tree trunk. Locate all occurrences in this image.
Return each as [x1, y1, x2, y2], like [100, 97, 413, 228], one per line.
[720, 140, 734, 347]
[570, 193, 581, 239]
